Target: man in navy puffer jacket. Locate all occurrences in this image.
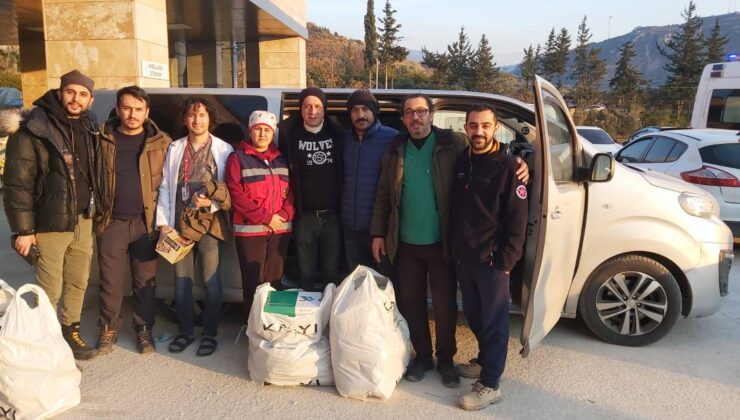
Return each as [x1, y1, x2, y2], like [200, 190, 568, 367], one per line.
[341, 90, 397, 277]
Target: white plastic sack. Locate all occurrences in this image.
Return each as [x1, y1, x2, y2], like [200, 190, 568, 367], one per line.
[330, 265, 412, 401]
[0, 280, 14, 317]
[0, 284, 81, 420]
[247, 283, 335, 386]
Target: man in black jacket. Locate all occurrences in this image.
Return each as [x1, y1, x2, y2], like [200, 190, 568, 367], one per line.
[2, 70, 100, 360]
[451, 104, 528, 410]
[278, 87, 344, 291]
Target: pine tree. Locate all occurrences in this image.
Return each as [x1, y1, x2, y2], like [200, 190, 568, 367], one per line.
[377, 0, 407, 88]
[657, 1, 705, 123]
[553, 27, 572, 87]
[570, 16, 606, 123]
[472, 34, 499, 92]
[364, 0, 378, 87]
[520, 44, 540, 99]
[609, 41, 646, 108]
[421, 47, 451, 89]
[447, 27, 474, 89]
[540, 28, 558, 79]
[704, 17, 728, 64]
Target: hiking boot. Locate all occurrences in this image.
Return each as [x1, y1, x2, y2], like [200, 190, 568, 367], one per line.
[403, 357, 434, 382]
[456, 358, 482, 378]
[437, 361, 461, 388]
[458, 380, 503, 411]
[136, 326, 156, 355]
[96, 325, 118, 355]
[62, 323, 99, 360]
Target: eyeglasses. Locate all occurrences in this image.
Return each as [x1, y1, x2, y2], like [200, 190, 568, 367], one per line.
[403, 108, 430, 118]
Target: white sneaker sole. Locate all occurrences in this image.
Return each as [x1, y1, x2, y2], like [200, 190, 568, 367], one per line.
[458, 394, 503, 411]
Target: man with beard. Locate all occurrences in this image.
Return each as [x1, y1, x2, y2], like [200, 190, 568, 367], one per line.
[2, 70, 101, 360]
[452, 104, 528, 410]
[95, 86, 171, 355]
[341, 89, 397, 275]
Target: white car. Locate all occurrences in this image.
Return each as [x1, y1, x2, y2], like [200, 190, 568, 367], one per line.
[576, 126, 622, 154]
[615, 128, 740, 243]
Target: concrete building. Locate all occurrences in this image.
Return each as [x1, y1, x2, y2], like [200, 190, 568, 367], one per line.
[1, 0, 308, 106]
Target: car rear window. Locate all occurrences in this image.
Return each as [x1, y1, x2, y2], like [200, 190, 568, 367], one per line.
[700, 143, 740, 170]
[577, 129, 614, 145]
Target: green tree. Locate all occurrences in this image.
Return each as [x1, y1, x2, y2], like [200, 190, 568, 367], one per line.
[657, 1, 705, 123]
[377, 0, 407, 88]
[609, 41, 646, 108]
[704, 17, 728, 64]
[446, 26, 474, 89]
[540, 28, 558, 79]
[553, 27, 572, 87]
[570, 16, 606, 123]
[471, 34, 499, 92]
[421, 47, 451, 89]
[519, 44, 540, 101]
[363, 0, 378, 87]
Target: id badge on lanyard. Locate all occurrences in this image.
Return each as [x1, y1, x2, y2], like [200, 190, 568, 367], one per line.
[181, 184, 190, 201]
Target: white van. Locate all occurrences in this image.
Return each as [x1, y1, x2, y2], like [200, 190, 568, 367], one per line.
[690, 59, 740, 130]
[91, 77, 734, 352]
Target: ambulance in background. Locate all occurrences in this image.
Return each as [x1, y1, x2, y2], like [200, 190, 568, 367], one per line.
[691, 54, 740, 130]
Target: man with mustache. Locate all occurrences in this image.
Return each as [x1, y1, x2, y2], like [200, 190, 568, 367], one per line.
[452, 104, 528, 410]
[95, 86, 172, 355]
[341, 90, 397, 275]
[2, 69, 101, 360]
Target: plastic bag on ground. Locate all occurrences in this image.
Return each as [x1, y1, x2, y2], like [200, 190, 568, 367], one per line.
[0, 284, 81, 420]
[247, 283, 335, 386]
[330, 265, 412, 401]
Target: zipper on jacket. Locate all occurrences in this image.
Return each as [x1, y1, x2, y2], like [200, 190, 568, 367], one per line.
[352, 138, 363, 229]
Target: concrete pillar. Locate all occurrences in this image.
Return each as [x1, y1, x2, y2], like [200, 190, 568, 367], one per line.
[259, 36, 306, 88]
[42, 0, 170, 91]
[18, 39, 47, 108]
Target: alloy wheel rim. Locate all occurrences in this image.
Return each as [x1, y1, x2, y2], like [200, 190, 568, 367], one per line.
[595, 271, 668, 336]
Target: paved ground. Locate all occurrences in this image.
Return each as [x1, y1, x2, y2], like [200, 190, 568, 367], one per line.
[1, 213, 738, 419]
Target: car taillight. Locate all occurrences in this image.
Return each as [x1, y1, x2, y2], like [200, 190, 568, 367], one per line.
[680, 166, 740, 187]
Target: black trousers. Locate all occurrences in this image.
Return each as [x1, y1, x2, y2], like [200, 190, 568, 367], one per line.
[235, 234, 290, 323]
[343, 228, 395, 279]
[395, 241, 457, 363]
[456, 261, 510, 388]
[97, 217, 158, 329]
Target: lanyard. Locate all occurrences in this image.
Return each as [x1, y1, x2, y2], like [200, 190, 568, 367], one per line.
[183, 135, 211, 185]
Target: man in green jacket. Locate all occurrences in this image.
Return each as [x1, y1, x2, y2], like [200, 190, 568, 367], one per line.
[94, 85, 171, 355]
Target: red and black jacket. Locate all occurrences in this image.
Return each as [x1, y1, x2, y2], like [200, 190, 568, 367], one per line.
[225, 141, 294, 237]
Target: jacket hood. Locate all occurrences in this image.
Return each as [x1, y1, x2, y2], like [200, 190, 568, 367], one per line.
[33, 89, 70, 125]
[0, 107, 26, 136]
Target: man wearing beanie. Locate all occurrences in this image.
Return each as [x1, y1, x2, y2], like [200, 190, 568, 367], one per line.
[278, 87, 345, 291]
[340, 89, 397, 275]
[2, 69, 101, 360]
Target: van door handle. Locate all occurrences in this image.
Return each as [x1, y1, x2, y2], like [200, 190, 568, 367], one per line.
[551, 209, 562, 219]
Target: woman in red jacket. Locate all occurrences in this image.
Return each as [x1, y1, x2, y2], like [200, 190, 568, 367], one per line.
[225, 110, 294, 322]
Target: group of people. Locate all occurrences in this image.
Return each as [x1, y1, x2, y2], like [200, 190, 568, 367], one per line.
[1, 69, 529, 411]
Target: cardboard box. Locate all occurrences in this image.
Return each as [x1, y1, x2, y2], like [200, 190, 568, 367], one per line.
[263, 290, 323, 317]
[156, 230, 195, 264]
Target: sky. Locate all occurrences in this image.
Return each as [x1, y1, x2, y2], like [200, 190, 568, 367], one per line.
[307, 0, 738, 65]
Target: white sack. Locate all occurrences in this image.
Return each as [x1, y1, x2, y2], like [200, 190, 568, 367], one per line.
[330, 265, 412, 401]
[247, 283, 335, 386]
[0, 284, 81, 420]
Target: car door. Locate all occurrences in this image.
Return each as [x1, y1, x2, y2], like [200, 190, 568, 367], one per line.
[520, 76, 586, 356]
[634, 137, 688, 175]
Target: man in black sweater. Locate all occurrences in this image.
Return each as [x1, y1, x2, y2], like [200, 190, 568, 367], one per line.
[451, 104, 528, 411]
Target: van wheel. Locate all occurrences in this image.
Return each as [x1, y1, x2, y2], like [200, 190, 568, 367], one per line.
[578, 255, 682, 346]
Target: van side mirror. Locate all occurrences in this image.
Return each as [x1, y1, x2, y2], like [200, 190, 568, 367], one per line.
[590, 153, 614, 182]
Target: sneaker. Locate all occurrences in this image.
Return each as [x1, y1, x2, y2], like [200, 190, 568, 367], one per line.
[62, 323, 99, 360]
[437, 361, 461, 388]
[458, 380, 503, 411]
[456, 358, 482, 378]
[403, 357, 434, 382]
[136, 326, 156, 355]
[96, 325, 118, 355]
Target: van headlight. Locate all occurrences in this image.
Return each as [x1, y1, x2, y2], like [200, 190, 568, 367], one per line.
[678, 193, 715, 218]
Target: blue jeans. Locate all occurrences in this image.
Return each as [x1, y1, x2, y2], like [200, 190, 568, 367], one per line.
[174, 234, 222, 337]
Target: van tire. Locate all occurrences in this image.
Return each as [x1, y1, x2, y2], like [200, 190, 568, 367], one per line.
[579, 255, 682, 346]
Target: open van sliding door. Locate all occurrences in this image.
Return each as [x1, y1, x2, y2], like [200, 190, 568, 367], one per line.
[520, 76, 586, 356]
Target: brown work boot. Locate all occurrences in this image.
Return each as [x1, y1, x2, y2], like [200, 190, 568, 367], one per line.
[62, 323, 99, 360]
[136, 326, 156, 355]
[96, 325, 118, 355]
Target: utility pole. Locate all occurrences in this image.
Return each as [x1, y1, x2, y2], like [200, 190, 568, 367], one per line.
[608, 15, 613, 39]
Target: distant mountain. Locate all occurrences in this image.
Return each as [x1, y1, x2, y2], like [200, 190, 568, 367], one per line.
[501, 12, 740, 87]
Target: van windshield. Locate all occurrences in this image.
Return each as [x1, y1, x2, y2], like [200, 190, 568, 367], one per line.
[707, 89, 740, 130]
